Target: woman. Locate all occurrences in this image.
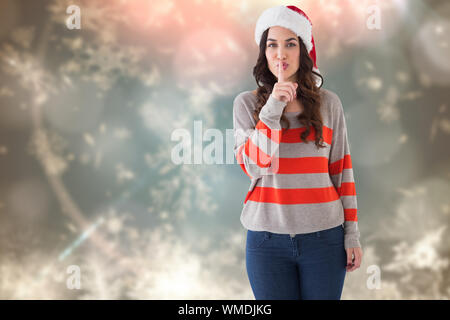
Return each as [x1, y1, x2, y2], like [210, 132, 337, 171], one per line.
[232, 5, 363, 300]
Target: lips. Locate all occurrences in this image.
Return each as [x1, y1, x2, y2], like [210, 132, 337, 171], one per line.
[277, 63, 289, 70]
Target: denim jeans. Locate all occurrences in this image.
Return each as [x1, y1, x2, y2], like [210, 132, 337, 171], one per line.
[245, 224, 347, 300]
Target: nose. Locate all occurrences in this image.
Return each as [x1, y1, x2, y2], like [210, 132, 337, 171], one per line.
[277, 47, 287, 59]
[276, 55, 286, 65]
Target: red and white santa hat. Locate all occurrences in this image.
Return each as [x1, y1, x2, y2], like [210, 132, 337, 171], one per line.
[255, 5, 322, 87]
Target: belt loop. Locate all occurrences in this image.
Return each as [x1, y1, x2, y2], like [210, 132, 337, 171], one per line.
[316, 231, 321, 238]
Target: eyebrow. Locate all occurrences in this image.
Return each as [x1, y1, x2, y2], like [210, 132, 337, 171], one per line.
[267, 38, 297, 42]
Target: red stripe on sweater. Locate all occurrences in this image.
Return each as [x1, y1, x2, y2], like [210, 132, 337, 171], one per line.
[275, 157, 329, 174]
[243, 188, 253, 204]
[239, 149, 330, 175]
[335, 182, 356, 196]
[244, 137, 272, 168]
[281, 126, 332, 144]
[255, 121, 282, 143]
[329, 154, 353, 175]
[344, 209, 358, 221]
[245, 186, 340, 204]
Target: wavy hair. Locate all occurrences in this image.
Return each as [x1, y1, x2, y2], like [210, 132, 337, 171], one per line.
[252, 28, 327, 149]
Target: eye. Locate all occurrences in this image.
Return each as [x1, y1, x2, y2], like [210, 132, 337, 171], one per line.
[268, 43, 296, 47]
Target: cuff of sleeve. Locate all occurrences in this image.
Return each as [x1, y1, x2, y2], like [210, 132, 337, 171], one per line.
[259, 94, 287, 120]
[344, 235, 361, 249]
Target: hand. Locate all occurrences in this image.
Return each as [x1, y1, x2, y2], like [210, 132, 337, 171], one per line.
[345, 247, 363, 272]
[271, 62, 297, 103]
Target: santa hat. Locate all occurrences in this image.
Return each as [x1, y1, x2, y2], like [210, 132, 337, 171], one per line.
[255, 5, 322, 87]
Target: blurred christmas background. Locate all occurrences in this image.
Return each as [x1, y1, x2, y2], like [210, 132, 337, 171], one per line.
[0, 0, 449, 299]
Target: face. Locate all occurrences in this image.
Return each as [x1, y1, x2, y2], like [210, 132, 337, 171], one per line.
[265, 26, 300, 82]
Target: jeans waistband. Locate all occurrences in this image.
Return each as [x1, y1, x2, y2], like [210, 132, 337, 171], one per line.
[277, 223, 344, 238]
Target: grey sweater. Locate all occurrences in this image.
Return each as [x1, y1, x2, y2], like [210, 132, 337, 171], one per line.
[233, 88, 361, 249]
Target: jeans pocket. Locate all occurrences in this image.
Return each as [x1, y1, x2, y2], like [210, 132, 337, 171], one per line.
[246, 230, 269, 249]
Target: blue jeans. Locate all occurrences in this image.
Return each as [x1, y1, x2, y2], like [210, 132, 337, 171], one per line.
[245, 224, 347, 300]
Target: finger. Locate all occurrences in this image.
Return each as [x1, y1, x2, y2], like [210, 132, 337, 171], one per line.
[354, 250, 362, 268]
[282, 87, 294, 102]
[290, 82, 297, 99]
[286, 82, 297, 100]
[274, 85, 291, 102]
[347, 258, 356, 271]
[346, 257, 355, 271]
[278, 62, 285, 83]
[282, 82, 296, 100]
[348, 249, 361, 271]
[350, 260, 359, 271]
[279, 84, 294, 102]
[272, 84, 286, 102]
[346, 249, 353, 266]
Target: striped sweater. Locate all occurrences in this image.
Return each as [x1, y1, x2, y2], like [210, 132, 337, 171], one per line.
[233, 88, 361, 249]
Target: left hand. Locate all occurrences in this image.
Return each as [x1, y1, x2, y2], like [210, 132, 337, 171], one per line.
[345, 247, 363, 272]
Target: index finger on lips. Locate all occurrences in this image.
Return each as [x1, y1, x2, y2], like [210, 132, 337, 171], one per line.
[278, 62, 284, 83]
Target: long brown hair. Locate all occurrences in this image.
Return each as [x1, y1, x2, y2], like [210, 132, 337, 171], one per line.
[252, 28, 327, 149]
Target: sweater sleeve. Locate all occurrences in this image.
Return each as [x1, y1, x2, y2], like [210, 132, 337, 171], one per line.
[233, 93, 287, 180]
[328, 95, 361, 249]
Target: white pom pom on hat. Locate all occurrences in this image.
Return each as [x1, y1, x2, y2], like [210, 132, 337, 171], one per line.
[254, 5, 322, 87]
